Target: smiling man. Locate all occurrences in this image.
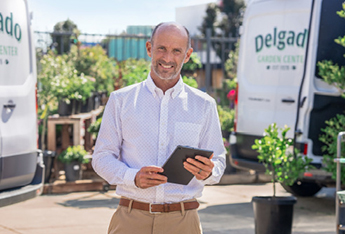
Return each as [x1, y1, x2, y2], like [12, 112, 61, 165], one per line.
[92, 22, 226, 234]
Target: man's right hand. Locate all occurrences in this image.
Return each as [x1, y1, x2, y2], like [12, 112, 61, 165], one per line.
[135, 166, 167, 189]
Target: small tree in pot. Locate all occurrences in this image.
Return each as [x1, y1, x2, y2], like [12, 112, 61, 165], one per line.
[251, 123, 313, 234]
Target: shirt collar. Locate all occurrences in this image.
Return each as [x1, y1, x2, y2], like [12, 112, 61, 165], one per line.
[145, 73, 184, 99]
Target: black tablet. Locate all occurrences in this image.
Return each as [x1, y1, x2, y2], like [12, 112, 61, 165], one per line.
[159, 145, 213, 185]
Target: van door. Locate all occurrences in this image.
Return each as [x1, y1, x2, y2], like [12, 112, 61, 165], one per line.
[237, 0, 312, 138]
[0, 0, 37, 190]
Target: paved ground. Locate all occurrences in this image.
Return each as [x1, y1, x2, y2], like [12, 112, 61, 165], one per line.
[0, 182, 336, 234]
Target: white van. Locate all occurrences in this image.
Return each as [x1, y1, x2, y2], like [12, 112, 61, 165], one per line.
[0, 0, 44, 206]
[230, 0, 345, 196]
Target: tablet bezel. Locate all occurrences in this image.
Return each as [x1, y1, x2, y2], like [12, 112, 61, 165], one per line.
[159, 145, 213, 185]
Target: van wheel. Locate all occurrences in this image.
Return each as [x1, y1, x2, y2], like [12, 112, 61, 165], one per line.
[281, 181, 322, 197]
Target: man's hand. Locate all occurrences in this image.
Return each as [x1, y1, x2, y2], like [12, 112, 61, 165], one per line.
[135, 166, 167, 189]
[183, 154, 214, 180]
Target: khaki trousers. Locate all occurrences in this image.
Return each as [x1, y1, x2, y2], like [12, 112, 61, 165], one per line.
[108, 201, 202, 234]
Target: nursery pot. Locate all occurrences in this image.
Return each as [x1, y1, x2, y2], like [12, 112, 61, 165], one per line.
[64, 161, 82, 182]
[58, 100, 72, 116]
[93, 92, 101, 110]
[252, 196, 297, 234]
[81, 95, 94, 113]
[58, 99, 81, 116]
[42, 150, 56, 183]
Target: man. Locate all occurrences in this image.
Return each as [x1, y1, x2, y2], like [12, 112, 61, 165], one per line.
[92, 22, 226, 234]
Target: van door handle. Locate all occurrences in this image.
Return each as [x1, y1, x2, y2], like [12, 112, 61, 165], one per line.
[4, 102, 16, 109]
[4, 104, 16, 109]
[281, 99, 295, 103]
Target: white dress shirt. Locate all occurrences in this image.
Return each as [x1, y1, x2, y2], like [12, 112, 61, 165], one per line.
[92, 74, 226, 204]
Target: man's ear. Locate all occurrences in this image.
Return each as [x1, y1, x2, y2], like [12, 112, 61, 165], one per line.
[146, 41, 152, 58]
[184, 48, 194, 63]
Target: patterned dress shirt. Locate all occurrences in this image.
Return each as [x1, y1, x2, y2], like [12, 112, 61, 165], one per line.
[92, 74, 226, 203]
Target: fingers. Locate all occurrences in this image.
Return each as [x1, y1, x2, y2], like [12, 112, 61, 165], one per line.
[135, 166, 167, 189]
[183, 155, 214, 180]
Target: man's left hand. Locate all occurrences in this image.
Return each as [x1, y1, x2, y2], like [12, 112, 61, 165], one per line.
[183, 154, 214, 180]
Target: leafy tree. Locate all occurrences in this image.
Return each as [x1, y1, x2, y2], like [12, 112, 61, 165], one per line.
[318, 3, 345, 183]
[252, 124, 313, 197]
[199, 3, 218, 37]
[218, 0, 245, 37]
[199, 0, 245, 74]
[199, 0, 245, 37]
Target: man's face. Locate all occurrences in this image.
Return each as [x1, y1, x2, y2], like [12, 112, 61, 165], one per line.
[146, 26, 193, 81]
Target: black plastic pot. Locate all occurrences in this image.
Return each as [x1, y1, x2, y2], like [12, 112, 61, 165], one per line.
[64, 161, 82, 182]
[81, 95, 94, 113]
[42, 150, 56, 183]
[93, 93, 101, 110]
[58, 99, 81, 116]
[252, 196, 297, 234]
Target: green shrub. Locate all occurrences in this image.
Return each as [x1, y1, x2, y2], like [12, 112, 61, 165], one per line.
[217, 105, 235, 133]
[181, 52, 202, 75]
[182, 76, 198, 88]
[58, 145, 89, 164]
[121, 59, 150, 86]
[75, 45, 117, 94]
[319, 114, 345, 183]
[317, 3, 345, 182]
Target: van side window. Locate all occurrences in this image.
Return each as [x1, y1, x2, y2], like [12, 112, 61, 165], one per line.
[315, 0, 345, 79]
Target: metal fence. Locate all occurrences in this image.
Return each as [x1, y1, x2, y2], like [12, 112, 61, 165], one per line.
[34, 30, 238, 92]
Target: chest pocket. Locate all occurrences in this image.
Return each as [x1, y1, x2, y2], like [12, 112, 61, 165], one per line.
[173, 122, 202, 147]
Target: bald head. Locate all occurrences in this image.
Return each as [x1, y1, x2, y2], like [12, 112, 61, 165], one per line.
[150, 22, 191, 49]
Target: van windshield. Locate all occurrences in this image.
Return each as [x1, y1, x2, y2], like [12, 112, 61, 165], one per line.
[315, 0, 345, 79]
[0, 0, 31, 86]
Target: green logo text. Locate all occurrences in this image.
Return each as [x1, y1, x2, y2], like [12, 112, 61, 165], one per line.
[0, 12, 22, 42]
[255, 28, 308, 52]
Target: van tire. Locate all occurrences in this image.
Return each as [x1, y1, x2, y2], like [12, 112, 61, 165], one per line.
[281, 181, 322, 197]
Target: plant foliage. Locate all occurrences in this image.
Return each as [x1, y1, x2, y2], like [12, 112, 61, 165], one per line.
[182, 76, 198, 88]
[318, 3, 345, 182]
[317, 2, 345, 98]
[252, 123, 313, 197]
[319, 114, 345, 183]
[181, 53, 202, 76]
[75, 45, 117, 94]
[121, 59, 150, 86]
[58, 145, 89, 164]
[217, 105, 235, 133]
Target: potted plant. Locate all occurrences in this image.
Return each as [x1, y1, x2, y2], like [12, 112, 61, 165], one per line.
[251, 123, 313, 234]
[58, 145, 89, 182]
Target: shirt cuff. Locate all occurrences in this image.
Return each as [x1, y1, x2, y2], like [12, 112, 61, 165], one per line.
[123, 168, 140, 188]
[201, 168, 221, 185]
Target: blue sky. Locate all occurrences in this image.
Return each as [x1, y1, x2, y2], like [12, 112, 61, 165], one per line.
[29, 0, 216, 34]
